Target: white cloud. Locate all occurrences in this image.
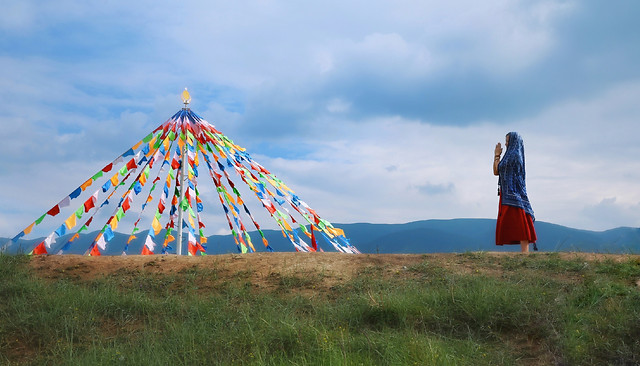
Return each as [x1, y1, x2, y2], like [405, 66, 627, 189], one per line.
[1, 0, 640, 241]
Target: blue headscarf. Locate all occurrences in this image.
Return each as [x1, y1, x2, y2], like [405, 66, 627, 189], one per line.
[498, 132, 535, 220]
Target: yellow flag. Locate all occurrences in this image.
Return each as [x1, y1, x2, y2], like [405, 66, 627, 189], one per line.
[64, 214, 77, 230]
[152, 217, 162, 235]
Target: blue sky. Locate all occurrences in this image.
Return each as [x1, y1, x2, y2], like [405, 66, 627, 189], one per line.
[1, 0, 639, 239]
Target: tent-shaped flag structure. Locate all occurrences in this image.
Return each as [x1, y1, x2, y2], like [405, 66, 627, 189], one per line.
[2, 90, 359, 256]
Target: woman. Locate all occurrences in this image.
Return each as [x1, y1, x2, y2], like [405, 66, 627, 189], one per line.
[493, 132, 537, 252]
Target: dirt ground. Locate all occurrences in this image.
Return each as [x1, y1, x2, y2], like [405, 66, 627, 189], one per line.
[27, 252, 640, 292]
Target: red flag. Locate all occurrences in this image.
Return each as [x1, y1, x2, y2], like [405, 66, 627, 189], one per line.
[90, 244, 101, 256]
[32, 242, 48, 255]
[196, 243, 206, 253]
[188, 242, 197, 256]
[126, 158, 137, 170]
[171, 158, 180, 170]
[84, 197, 95, 213]
[141, 246, 154, 255]
[47, 205, 60, 217]
[122, 198, 131, 212]
[102, 163, 113, 173]
[266, 203, 276, 215]
[311, 225, 317, 251]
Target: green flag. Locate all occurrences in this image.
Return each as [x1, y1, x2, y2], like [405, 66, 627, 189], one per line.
[35, 214, 46, 225]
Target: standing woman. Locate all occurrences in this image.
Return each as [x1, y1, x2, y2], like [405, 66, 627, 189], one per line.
[493, 132, 537, 252]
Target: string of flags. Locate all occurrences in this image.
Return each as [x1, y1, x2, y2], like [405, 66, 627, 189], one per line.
[2, 91, 359, 256]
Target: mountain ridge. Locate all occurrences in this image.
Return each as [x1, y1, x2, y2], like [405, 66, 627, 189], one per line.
[3, 219, 639, 255]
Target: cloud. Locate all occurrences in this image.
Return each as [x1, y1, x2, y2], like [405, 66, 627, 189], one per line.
[228, 0, 640, 129]
[2, 0, 640, 239]
[582, 198, 640, 231]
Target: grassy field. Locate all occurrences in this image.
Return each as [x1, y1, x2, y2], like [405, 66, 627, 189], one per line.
[1, 252, 639, 365]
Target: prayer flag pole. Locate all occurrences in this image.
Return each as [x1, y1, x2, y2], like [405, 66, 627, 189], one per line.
[176, 88, 191, 255]
[4, 87, 357, 255]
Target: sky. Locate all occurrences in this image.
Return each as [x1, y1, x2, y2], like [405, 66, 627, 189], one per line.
[1, 0, 640, 240]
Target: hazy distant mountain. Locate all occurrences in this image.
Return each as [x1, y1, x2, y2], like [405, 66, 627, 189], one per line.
[3, 219, 639, 255]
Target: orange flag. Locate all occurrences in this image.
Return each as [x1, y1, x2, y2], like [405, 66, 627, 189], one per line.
[80, 179, 92, 191]
[23, 222, 35, 235]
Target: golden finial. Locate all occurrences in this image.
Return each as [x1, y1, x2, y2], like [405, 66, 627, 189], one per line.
[181, 88, 191, 108]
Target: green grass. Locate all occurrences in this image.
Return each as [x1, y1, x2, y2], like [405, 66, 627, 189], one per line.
[1, 253, 640, 365]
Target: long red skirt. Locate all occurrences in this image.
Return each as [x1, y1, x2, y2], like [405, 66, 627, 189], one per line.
[496, 196, 537, 245]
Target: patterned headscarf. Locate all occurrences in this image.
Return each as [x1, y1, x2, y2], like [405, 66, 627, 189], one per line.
[498, 132, 535, 220]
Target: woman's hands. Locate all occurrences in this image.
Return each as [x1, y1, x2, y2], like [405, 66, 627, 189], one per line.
[493, 142, 502, 176]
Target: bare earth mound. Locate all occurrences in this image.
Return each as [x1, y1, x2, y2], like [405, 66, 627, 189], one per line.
[28, 252, 640, 293]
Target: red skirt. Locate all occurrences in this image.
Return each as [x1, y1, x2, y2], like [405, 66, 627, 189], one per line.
[496, 196, 537, 245]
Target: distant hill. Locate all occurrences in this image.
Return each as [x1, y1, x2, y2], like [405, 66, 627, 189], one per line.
[3, 219, 640, 255]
